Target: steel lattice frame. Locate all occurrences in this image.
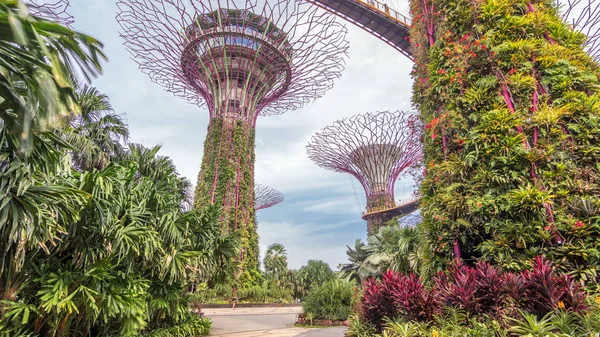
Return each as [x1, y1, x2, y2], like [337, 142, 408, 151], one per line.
[562, 0, 600, 62]
[116, 0, 348, 122]
[255, 184, 283, 210]
[116, 0, 348, 284]
[307, 111, 423, 232]
[27, 0, 73, 25]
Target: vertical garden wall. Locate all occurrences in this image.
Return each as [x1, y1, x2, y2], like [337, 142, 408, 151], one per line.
[194, 118, 260, 285]
[411, 0, 600, 286]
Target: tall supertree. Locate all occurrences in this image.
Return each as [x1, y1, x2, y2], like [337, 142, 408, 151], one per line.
[255, 184, 283, 211]
[116, 0, 348, 283]
[411, 0, 600, 283]
[27, 0, 73, 25]
[307, 111, 423, 234]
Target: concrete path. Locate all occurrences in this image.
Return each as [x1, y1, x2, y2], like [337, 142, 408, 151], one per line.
[204, 307, 345, 337]
[294, 327, 346, 337]
[205, 307, 304, 336]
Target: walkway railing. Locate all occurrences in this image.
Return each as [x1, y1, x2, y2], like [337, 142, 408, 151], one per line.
[362, 196, 420, 218]
[356, 0, 410, 27]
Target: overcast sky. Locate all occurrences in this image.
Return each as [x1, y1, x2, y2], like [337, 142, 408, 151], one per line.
[68, 0, 415, 270]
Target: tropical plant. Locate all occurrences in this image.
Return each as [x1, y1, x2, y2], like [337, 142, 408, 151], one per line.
[62, 81, 128, 170]
[263, 243, 288, 279]
[302, 279, 353, 322]
[411, 0, 600, 291]
[341, 225, 436, 283]
[298, 259, 334, 293]
[339, 239, 372, 283]
[0, 0, 105, 154]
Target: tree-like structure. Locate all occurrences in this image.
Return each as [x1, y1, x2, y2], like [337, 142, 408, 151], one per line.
[411, 0, 600, 285]
[307, 111, 423, 234]
[116, 0, 348, 284]
[27, 0, 73, 25]
[562, 0, 600, 62]
[255, 184, 283, 211]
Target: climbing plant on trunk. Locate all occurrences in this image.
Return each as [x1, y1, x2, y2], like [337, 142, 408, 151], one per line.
[411, 0, 600, 288]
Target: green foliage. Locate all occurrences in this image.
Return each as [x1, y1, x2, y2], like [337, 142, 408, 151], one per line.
[0, 0, 105, 154]
[347, 307, 600, 337]
[411, 0, 600, 287]
[264, 243, 288, 278]
[340, 225, 435, 283]
[193, 118, 259, 287]
[298, 260, 334, 290]
[302, 280, 353, 321]
[0, 7, 231, 334]
[189, 282, 294, 304]
[139, 315, 211, 337]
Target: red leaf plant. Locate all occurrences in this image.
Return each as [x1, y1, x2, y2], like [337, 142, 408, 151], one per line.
[436, 262, 507, 316]
[386, 271, 440, 322]
[360, 278, 396, 331]
[521, 256, 588, 316]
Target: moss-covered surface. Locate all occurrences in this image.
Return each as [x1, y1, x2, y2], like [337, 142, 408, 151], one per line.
[194, 117, 260, 286]
[411, 0, 600, 286]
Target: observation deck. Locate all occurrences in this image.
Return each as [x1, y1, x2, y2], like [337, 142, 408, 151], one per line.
[307, 0, 412, 59]
[361, 197, 420, 220]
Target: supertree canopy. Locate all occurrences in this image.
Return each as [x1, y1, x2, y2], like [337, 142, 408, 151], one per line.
[411, 0, 600, 284]
[117, 0, 348, 284]
[27, 0, 73, 25]
[307, 111, 423, 234]
[562, 0, 600, 62]
[255, 184, 283, 211]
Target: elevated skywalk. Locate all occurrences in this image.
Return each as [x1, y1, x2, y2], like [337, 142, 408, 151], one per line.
[361, 198, 420, 220]
[307, 0, 413, 59]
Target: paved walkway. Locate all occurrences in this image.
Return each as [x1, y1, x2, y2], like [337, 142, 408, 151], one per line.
[204, 307, 345, 337]
[294, 327, 346, 337]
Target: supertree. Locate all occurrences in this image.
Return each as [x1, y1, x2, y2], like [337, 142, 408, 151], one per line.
[116, 0, 348, 283]
[307, 111, 423, 234]
[411, 0, 600, 283]
[562, 0, 600, 62]
[27, 0, 73, 25]
[255, 184, 283, 211]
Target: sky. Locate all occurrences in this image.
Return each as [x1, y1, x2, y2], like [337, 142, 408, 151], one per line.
[68, 0, 416, 270]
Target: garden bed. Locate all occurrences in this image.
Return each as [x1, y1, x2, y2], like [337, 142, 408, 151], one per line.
[295, 316, 347, 327]
[194, 302, 301, 308]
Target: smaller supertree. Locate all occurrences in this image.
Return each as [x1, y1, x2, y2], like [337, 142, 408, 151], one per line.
[255, 184, 283, 211]
[27, 0, 73, 25]
[307, 111, 423, 233]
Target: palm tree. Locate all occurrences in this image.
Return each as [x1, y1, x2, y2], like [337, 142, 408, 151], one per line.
[0, 0, 105, 154]
[263, 243, 288, 278]
[298, 260, 334, 292]
[0, 0, 104, 304]
[62, 82, 129, 170]
[339, 239, 374, 283]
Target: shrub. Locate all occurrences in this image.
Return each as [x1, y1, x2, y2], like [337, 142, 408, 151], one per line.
[237, 284, 293, 303]
[140, 315, 211, 337]
[386, 271, 439, 322]
[357, 257, 590, 331]
[436, 262, 507, 316]
[302, 280, 353, 321]
[346, 314, 376, 337]
[521, 256, 588, 316]
[359, 277, 396, 330]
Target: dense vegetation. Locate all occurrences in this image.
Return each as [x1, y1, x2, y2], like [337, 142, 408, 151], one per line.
[300, 280, 354, 324]
[412, 0, 600, 283]
[0, 2, 227, 335]
[193, 118, 260, 287]
[345, 224, 600, 336]
[191, 244, 335, 304]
